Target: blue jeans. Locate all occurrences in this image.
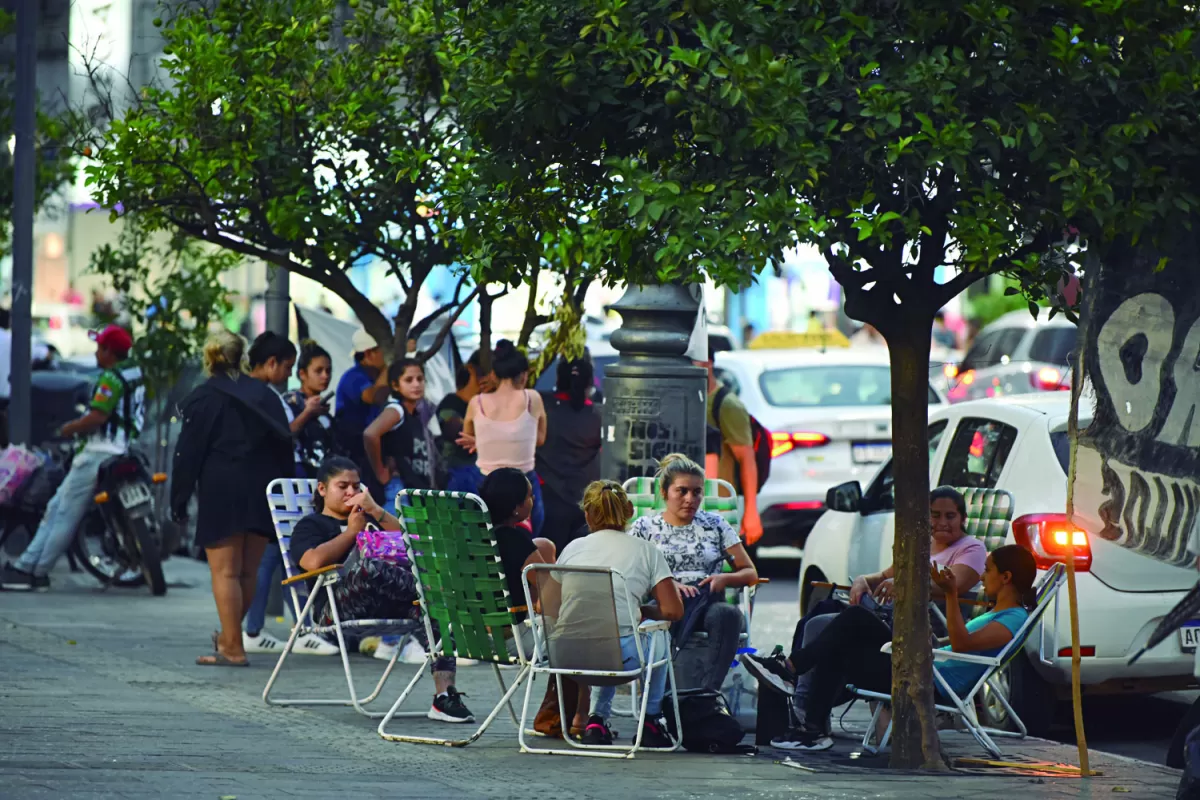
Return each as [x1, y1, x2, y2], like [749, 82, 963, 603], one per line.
[591, 630, 670, 718]
[382, 476, 405, 516]
[244, 543, 297, 635]
[15, 449, 107, 576]
[445, 464, 482, 494]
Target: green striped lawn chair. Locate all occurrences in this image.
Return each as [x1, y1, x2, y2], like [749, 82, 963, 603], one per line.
[624, 476, 741, 529]
[377, 490, 533, 747]
[958, 487, 1015, 553]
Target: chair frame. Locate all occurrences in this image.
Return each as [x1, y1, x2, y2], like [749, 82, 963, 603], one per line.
[850, 564, 1068, 759]
[261, 478, 420, 719]
[377, 489, 533, 747]
[517, 563, 684, 759]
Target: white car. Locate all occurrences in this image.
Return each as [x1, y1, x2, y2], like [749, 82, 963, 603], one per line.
[712, 348, 946, 551]
[31, 303, 95, 358]
[947, 310, 1077, 403]
[800, 394, 1197, 735]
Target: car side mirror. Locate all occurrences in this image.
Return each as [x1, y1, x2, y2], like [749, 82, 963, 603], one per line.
[826, 481, 863, 513]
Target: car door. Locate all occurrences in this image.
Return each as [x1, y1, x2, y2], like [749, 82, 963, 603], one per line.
[846, 419, 950, 578]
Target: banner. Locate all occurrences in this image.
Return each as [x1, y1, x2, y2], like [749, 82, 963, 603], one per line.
[1075, 244, 1200, 567]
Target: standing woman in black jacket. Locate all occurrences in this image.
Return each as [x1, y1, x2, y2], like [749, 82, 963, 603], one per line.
[536, 356, 602, 551]
[171, 329, 294, 666]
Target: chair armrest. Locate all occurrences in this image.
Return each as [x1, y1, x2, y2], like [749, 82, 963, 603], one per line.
[879, 641, 999, 667]
[638, 619, 671, 633]
[282, 564, 339, 585]
[750, 577, 771, 586]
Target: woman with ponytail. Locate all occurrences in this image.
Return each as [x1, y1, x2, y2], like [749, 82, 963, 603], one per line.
[284, 340, 341, 477]
[536, 355, 602, 550]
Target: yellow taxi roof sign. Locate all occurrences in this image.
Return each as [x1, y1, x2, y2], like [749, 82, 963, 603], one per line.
[747, 330, 851, 350]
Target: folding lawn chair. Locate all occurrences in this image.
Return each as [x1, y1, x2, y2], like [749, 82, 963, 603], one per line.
[261, 478, 420, 718]
[850, 563, 1068, 759]
[517, 563, 683, 759]
[377, 489, 533, 747]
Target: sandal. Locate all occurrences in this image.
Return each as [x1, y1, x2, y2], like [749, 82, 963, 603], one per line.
[211, 630, 219, 652]
[196, 652, 250, 667]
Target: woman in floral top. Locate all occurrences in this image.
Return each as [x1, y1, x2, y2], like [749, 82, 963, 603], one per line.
[630, 453, 758, 691]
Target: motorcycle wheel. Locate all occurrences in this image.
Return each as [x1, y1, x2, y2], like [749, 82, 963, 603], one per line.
[71, 511, 146, 588]
[130, 515, 167, 596]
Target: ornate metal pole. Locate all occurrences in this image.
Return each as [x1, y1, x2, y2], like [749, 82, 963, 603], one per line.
[601, 283, 707, 482]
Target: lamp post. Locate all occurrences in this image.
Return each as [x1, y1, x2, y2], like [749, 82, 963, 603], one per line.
[601, 283, 707, 483]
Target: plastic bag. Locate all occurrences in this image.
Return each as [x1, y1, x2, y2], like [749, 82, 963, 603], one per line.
[0, 446, 43, 507]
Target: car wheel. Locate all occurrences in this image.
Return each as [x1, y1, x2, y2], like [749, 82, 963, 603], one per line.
[1167, 696, 1200, 768]
[1005, 655, 1057, 738]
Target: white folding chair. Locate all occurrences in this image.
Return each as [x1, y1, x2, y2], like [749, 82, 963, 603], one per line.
[850, 563, 1068, 758]
[261, 478, 423, 719]
[517, 563, 683, 759]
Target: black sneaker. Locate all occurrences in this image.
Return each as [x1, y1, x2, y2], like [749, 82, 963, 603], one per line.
[581, 714, 615, 745]
[32, 574, 49, 592]
[771, 725, 833, 752]
[638, 715, 676, 749]
[428, 687, 475, 723]
[740, 648, 796, 696]
[0, 564, 35, 592]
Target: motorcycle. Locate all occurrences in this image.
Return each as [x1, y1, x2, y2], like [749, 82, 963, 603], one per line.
[1, 440, 172, 595]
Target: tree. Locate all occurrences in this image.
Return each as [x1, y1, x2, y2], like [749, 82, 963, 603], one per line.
[0, 10, 75, 264]
[447, 0, 1200, 768]
[79, 0, 479, 360]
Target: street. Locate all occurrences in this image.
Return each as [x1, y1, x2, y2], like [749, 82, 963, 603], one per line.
[0, 555, 1185, 799]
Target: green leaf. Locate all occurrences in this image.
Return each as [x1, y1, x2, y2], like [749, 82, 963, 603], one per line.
[627, 193, 645, 217]
[647, 201, 665, 221]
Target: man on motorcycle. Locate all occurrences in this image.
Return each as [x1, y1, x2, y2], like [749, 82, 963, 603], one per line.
[1, 325, 144, 591]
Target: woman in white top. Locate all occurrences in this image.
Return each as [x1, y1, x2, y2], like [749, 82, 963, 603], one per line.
[630, 453, 758, 692]
[458, 340, 548, 535]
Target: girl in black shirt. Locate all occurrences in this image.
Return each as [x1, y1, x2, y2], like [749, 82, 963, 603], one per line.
[363, 359, 437, 511]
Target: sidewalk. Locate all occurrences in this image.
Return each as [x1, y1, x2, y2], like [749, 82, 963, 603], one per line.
[0, 556, 1183, 799]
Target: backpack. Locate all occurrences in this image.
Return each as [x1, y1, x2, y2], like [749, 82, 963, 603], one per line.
[711, 385, 772, 491]
[664, 688, 754, 755]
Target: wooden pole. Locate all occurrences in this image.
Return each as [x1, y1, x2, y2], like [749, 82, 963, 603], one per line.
[1064, 296, 1091, 777]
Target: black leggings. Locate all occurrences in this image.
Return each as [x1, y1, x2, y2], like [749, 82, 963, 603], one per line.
[792, 605, 892, 725]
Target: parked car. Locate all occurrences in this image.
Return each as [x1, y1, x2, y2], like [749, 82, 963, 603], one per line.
[800, 394, 1197, 735]
[712, 348, 947, 551]
[947, 310, 1077, 403]
[30, 303, 95, 358]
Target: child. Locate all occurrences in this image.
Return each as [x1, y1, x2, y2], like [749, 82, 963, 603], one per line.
[364, 358, 437, 511]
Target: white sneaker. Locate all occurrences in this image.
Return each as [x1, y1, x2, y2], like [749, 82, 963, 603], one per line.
[373, 640, 400, 662]
[243, 631, 285, 654]
[398, 638, 428, 664]
[294, 633, 339, 656]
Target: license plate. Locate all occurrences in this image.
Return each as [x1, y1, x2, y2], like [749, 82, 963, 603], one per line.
[852, 442, 892, 464]
[118, 483, 152, 508]
[1180, 623, 1200, 653]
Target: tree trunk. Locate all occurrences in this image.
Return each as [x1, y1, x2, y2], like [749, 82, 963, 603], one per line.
[884, 319, 942, 770]
[517, 263, 543, 349]
[478, 290, 494, 374]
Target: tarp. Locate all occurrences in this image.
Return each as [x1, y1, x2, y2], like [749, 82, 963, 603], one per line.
[1074, 248, 1200, 567]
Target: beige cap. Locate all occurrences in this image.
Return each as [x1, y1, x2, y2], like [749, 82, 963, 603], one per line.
[351, 327, 380, 356]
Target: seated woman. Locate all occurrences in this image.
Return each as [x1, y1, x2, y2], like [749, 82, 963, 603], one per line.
[556, 480, 684, 748]
[769, 544, 1036, 752]
[629, 453, 758, 692]
[287, 457, 472, 724]
[743, 486, 986, 732]
[477, 467, 557, 657]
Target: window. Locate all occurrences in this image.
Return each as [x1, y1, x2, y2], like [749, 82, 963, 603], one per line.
[1029, 327, 1078, 366]
[863, 420, 950, 512]
[759, 365, 939, 407]
[960, 328, 1024, 371]
[938, 418, 1018, 489]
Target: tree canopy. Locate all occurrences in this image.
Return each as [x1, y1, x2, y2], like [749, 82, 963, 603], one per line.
[446, 0, 1200, 767]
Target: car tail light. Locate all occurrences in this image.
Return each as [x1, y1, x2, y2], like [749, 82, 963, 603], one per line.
[943, 363, 959, 379]
[1030, 367, 1070, 392]
[779, 500, 825, 511]
[1012, 513, 1091, 571]
[1057, 646, 1095, 657]
[770, 431, 830, 458]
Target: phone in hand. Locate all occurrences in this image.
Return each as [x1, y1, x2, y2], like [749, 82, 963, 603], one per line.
[320, 388, 336, 404]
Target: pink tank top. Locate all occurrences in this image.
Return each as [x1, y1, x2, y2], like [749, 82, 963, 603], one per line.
[474, 389, 538, 474]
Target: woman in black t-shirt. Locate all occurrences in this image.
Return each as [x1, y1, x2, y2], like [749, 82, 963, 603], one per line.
[287, 456, 474, 723]
[477, 467, 557, 625]
[284, 340, 343, 478]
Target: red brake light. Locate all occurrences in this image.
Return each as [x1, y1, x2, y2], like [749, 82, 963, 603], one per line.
[1031, 367, 1071, 392]
[113, 460, 140, 478]
[1057, 646, 1095, 657]
[1012, 513, 1091, 571]
[779, 500, 825, 511]
[769, 431, 830, 458]
[943, 363, 959, 379]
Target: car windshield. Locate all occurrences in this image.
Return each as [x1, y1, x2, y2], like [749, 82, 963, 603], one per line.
[760, 365, 893, 407]
[1029, 327, 1078, 366]
[759, 365, 940, 407]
